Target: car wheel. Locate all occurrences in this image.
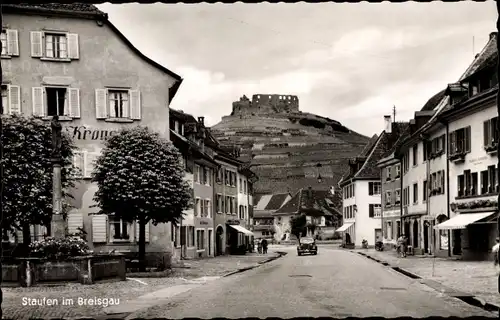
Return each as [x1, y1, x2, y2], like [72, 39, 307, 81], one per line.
[314, 252, 317, 255]
[297, 252, 301, 256]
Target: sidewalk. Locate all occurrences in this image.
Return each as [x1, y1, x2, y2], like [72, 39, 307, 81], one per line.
[1, 251, 282, 319]
[353, 248, 500, 308]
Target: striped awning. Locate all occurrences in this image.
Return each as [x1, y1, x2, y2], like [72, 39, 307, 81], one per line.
[433, 212, 495, 230]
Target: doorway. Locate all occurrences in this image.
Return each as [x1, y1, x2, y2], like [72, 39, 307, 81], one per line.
[208, 229, 213, 257]
[215, 226, 224, 256]
[374, 228, 382, 244]
[452, 229, 462, 255]
[413, 220, 419, 248]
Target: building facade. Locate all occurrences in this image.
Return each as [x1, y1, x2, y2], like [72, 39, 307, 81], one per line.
[1, 4, 182, 259]
[252, 193, 291, 241]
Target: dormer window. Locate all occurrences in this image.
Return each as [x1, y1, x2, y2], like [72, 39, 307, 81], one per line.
[469, 82, 479, 97]
[174, 121, 180, 134]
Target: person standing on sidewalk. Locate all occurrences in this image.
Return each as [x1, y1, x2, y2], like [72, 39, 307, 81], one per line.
[261, 238, 268, 254]
[492, 237, 500, 295]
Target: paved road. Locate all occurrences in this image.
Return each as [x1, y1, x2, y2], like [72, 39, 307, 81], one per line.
[131, 247, 495, 318]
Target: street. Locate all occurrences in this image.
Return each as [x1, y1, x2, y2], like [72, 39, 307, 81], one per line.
[130, 246, 495, 318]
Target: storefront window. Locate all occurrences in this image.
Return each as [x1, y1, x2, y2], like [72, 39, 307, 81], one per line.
[440, 230, 448, 250]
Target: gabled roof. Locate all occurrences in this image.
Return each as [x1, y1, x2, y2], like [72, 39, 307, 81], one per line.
[274, 188, 340, 217]
[338, 134, 379, 184]
[353, 133, 386, 180]
[3, 3, 184, 102]
[254, 193, 290, 211]
[420, 89, 446, 111]
[459, 32, 497, 81]
[381, 122, 411, 159]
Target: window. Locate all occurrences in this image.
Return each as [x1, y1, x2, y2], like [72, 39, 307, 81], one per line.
[0, 30, 7, 56]
[239, 178, 243, 192]
[394, 164, 401, 179]
[239, 205, 244, 220]
[430, 170, 445, 196]
[484, 117, 499, 148]
[46, 87, 68, 116]
[413, 183, 418, 204]
[196, 229, 205, 250]
[402, 187, 409, 206]
[369, 204, 381, 218]
[412, 144, 418, 166]
[194, 165, 201, 184]
[203, 167, 211, 185]
[216, 168, 223, 184]
[488, 165, 497, 194]
[402, 151, 410, 173]
[216, 194, 222, 213]
[225, 170, 230, 185]
[386, 166, 392, 181]
[428, 135, 445, 158]
[110, 217, 130, 241]
[1, 85, 8, 114]
[244, 180, 247, 194]
[203, 199, 211, 218]
[395, 189, 401, 205]
[423, 180, 428, 201]
[385, 191, 392, 206]
[449, 126, 471, 156]
[108, 90, 129, 118]
[369, 182, 381, 195]
[195, 198, 201, 216]
[386, 221, 393, 240]
[45, 33, 67, 59]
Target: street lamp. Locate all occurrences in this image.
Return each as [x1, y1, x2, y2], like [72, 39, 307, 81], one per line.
[50, 115, 65, 239]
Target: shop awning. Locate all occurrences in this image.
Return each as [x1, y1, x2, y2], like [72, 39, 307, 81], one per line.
[433, 212, 496, 230]
[336, 223, 354, 233]
[228, 224, 254, 236]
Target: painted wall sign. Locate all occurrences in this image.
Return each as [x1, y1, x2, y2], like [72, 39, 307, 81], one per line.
[199, 220, 210, 225]
[65, 126, 120, 141]
[469, 156, 488, 164]
[226, 219, 240, 225]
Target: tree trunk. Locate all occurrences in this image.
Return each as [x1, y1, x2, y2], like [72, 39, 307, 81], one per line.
[22, 224, 31, 245]
[139, 217, 146, 272]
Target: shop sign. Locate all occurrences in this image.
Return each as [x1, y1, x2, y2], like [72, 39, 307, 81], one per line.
[199, 220, 210, 225]
[65, 126, 120, 141]
[227, 219, 240, 225]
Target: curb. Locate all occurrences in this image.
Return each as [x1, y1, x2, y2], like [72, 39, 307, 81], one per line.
[223, 252, 286, 277]
[353, 250, 499, 314]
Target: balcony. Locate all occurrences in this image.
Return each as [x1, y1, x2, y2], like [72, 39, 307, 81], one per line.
[485, 142, 498, 155]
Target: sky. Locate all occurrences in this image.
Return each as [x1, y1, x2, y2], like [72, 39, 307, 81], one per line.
[98, 2, 497, 137]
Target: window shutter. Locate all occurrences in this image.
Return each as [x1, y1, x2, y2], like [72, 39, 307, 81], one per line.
[68, 88, 81, 118]
[135, 221, 150, 243]
[67, 211, 84, 236]
[32, 87, 45, 117]
[484, 120, 490, 147]
[7, 29, 19, 56]
[84, 152, 98, 178]
[92, 215, 108, 243]
[368, 182, 373, 195]
[369, 204, 374, 218]
[30, 31, 43, 57]
[95, 89, 107, 119]
[73, 151, 84, 177]
[67, 33, 79, 59]
[8, 85, 21, 114]
[465, 126, 471, 152]
[129, 90, 141, 120]
[449, 132, 456, 153]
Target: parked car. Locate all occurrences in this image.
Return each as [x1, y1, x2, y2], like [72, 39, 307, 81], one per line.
[297, 237, 318, 256]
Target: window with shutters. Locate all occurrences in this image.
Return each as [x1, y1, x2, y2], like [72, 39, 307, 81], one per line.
[369, 182, 381, 195]
[188, 226, 195, 247]
[395, 189, 401, 205]
[196, 229, 205, 250]
[108, 90, 129, 119]
[244, 180, 247, 194]
[239, 178, 243, 192]
[369, 204, 381, 218]
[394, 164, 401, 179]
[1, 29, 19, 58]
[483, 117, 498, 150]
[1, 85, 7, 114]
[109, 216, 131, 241]
[46, 87, 68, 116]
[449, 126, 471, 156]
[412, 144, 418, 166]
[204, 167, 211, 186]
[194, 165, 201, 184]
[203, 199, 211, 218]
[216, 168, 223, 184]
[0, 30, 7, 56]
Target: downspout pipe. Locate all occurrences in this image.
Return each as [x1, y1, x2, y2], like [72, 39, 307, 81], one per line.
[400, 156, 404, 238]
[419, 133, 431, 254]
[445, 120, 451, 257]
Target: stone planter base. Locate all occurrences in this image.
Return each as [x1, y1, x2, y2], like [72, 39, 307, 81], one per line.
[1, 254, 126, 287]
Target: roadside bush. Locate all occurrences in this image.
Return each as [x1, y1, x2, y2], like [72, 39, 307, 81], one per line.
[29, 237, 91, 260]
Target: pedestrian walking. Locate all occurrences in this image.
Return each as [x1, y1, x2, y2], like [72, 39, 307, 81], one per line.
[397, 234, 406, 258]
[492, 238, 500, 288]
[257, 239, 262, 254]
[261, 238, 268, 254]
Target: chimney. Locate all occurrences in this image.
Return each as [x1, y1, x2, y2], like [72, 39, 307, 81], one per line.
[198, 117, 205, 126]
[384, 115, 392, 133]
[490, 32, 498, 41]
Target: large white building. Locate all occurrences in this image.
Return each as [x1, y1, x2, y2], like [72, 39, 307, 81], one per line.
[338, 116, 404, 247]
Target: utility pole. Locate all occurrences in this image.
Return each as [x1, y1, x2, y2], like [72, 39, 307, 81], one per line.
[393, 105, 396, 123]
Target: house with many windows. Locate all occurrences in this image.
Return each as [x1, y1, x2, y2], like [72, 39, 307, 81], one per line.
[169, 110, 218, 260]
[252, 193, 292, 241]
[393, 31, 498, 261]
[376, 122, 409, 249]
[338, 116, 405, 247]
[0, 4, 183, 259]
[434, 31, 499, 260]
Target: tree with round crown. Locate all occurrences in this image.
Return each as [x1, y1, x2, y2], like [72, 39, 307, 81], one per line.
[92, 126, 192, 271]
[2, 114, 76, 246]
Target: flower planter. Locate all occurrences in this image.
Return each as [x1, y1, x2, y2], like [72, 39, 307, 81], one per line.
[449, 153, 466, 163]
[1, 254, 126, 287]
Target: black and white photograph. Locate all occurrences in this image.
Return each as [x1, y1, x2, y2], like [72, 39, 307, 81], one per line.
[1, 1, 500, 318]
